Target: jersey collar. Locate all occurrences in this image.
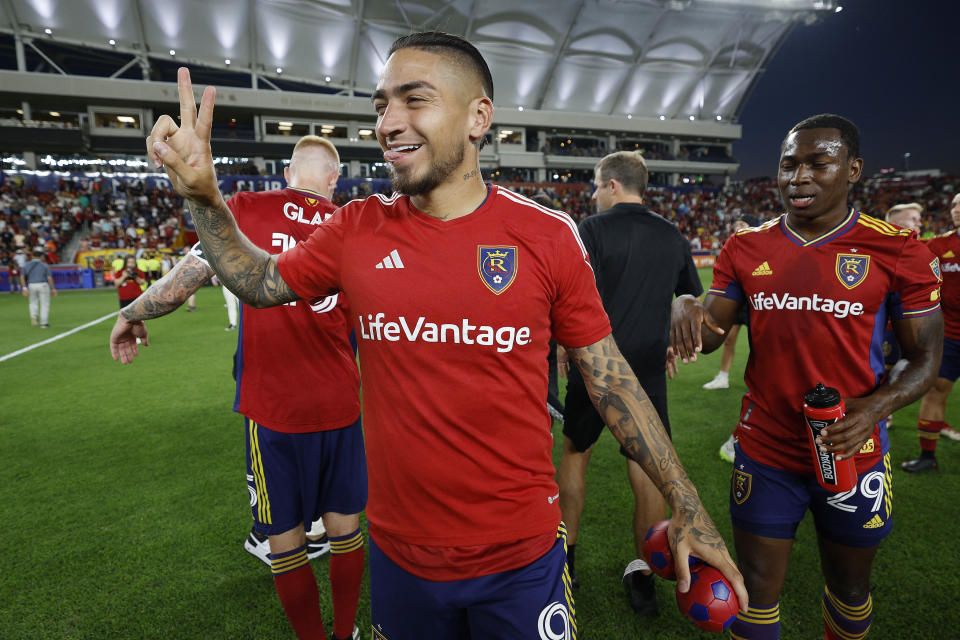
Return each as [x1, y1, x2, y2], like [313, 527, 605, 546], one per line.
[285, 186, 329, 201]
[780, 207, 858, 248]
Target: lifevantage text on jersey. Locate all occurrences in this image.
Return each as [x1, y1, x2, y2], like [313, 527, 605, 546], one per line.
[358, 312, 532, 353]
[749, 291, 864, 319]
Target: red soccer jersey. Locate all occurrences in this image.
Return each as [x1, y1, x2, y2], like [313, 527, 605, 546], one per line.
[709, 209, 941, 475]
[277, 185, 611, 554]
[207, 188, 360, 433]
[924, 231, 960, 340]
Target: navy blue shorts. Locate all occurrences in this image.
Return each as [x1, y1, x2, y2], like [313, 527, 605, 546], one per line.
[939, 337, 960, 381]
[369, 527, 576, 640]
[730, 443, 892, 548]
[245, 416, 367, 536]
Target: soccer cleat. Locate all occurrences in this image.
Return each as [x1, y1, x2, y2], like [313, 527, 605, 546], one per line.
[623, 563, 658, 616]
[702, 373, 729, 390]
[941, 426, 960, 441]
[225, 324, 236, 331]
[901, 457, 938, 473]
[719, 436, 735, 463]
[40, 324, 49, 328]
[307, 534, 331, 559]
[31, 317, 38, 326]
[243, 528, 272, 566]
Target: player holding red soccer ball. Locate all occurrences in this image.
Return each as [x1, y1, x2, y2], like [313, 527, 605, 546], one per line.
[641, 519, 701, 580]
[676, 563, 740, 632]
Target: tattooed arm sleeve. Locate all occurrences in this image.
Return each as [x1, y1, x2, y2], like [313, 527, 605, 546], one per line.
[566, 333, 727, 553]
[187, 199, 299, 308]
[120, 253, 214, 322]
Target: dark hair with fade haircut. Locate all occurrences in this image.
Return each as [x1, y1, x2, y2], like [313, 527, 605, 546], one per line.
[388, 31, 494, 102]
[595, 151, 649, 196]
[787, 113, 860, 159]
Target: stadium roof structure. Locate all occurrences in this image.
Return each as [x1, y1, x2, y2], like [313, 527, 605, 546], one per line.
[1, 0, 839, 125]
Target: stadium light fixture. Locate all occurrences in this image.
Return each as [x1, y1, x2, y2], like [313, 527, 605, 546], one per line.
[108, 39, 117, 46]
[49, 111, 60, 117]
[44, 28, 52, 35]
[358, 129, 373, 136]
[169, 49, 176, 56]
[324, 75, 332, 82]
[659, 115, 665, 121]
[689, 115, 695, 121]
[276, 67, 283, 74]
[224, 58, 231, 65]
[518, 106, 524, 112]
[835, 5, 843, 12]
[627, 114, 633, 119]
[716, 115, 722, 121]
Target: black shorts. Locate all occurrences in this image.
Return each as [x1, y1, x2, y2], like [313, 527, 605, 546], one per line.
[562, 370, 670, 455]
[119, 298, 137, 309]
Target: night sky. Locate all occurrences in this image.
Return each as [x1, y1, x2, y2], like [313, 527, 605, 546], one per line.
[733, 0, 959, 180]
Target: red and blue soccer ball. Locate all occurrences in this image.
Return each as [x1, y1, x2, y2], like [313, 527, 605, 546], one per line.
[641, 519, 700, 580]
[675, 564, 739, 633]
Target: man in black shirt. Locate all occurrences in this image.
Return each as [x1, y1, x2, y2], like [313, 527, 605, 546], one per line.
[556, 150, 702, 615]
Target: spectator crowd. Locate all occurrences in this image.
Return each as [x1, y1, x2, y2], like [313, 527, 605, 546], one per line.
[2, 171, 957, 279]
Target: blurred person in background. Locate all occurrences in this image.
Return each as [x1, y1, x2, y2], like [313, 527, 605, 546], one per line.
[114, 255, 146, 308]
[20, 246, 56, 327]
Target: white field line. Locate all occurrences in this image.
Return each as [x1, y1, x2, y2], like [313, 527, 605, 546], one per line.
[0, 311, 119, 363]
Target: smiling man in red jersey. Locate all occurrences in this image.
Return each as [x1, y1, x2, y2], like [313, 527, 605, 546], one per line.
[671, 114, 943, 640]
[145, 31, 746, 639]
[903, 193, 960, 471]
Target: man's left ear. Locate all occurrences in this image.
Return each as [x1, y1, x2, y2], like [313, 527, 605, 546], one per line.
[849, 156, 864, 185]
[468, 96, 494, 145]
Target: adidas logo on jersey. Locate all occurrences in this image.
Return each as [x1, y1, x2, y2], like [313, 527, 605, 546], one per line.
[375, 249, 405, 270]
[862, 514, 884, 529]
[752, 261, 773, 276]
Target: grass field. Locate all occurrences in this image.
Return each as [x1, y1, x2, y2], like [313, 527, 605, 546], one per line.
[2, 269, 958, 639]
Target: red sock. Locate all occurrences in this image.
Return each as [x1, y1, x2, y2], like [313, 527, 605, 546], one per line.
[328, 529, 364, 639]
[271, 546, 327, 640]
[918, 419, 944, 453]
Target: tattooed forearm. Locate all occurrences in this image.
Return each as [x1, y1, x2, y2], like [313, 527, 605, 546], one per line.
[188, 199, 299, 307]
[121, 254, 213, 322]
[568, 334, 725, 551]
